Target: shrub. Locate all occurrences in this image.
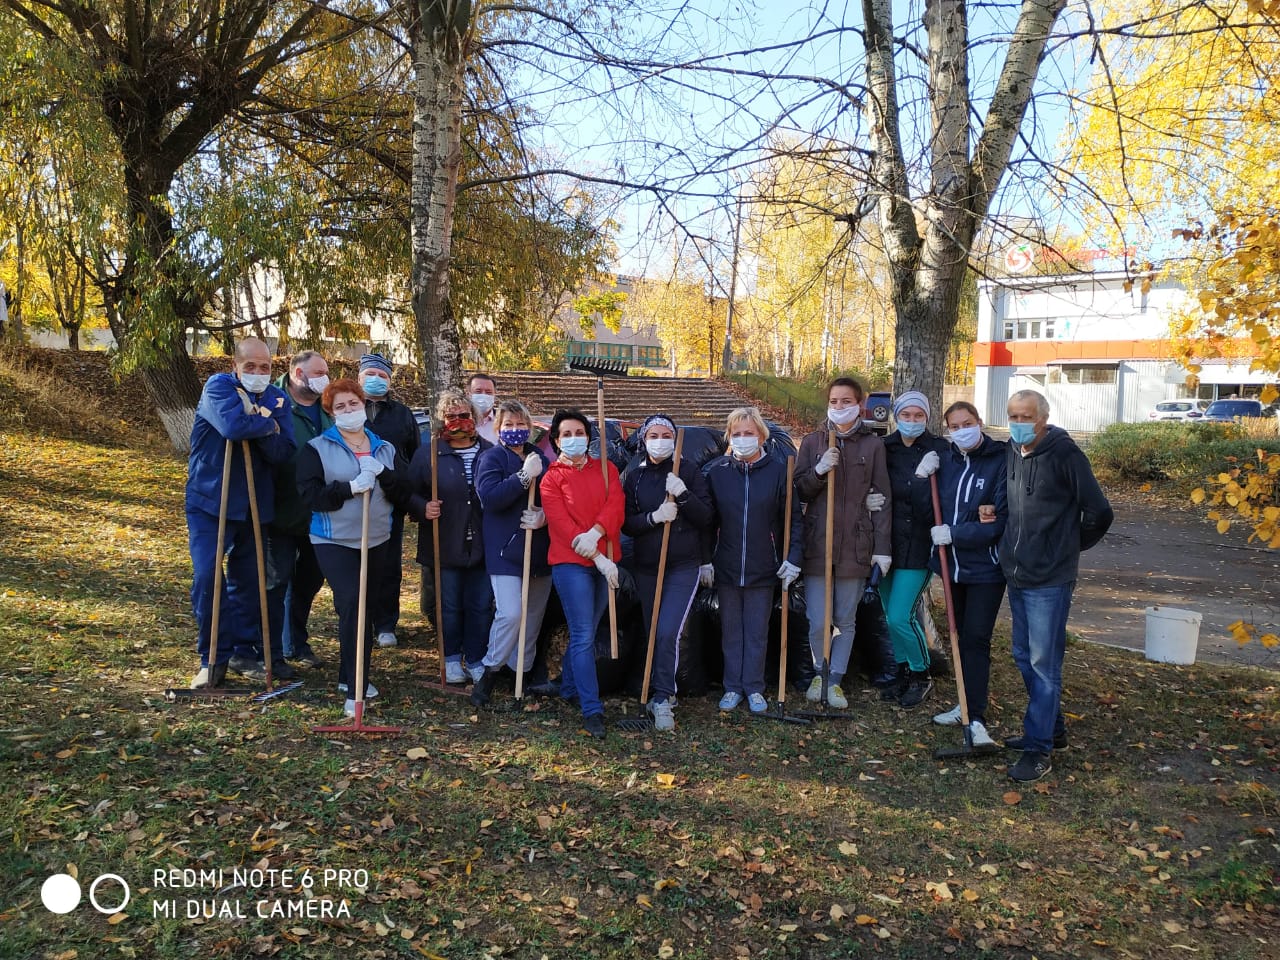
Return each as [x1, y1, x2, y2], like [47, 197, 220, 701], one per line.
[1087, 421, 1280, 483]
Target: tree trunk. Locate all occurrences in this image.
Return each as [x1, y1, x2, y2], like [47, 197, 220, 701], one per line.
[410, 11, 467, 406]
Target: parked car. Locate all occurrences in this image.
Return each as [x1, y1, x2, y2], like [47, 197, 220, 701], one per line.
[1148, 399, 1210, 421]
[865, 391, 892, 433]
[1201, 399, 1265, 422]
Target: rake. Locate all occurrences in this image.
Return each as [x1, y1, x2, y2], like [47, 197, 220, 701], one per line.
[419, 427, 469, 701]
[480, 482, 538, 715]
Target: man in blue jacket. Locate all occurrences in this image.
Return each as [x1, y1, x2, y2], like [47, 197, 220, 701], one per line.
[1001, 390, 1113, 782]
[187, 338, 296, 688]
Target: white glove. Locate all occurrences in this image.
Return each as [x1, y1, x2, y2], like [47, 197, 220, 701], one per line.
[930, 524, 952, 545]
[865, 491, 885, 512]
[520, 508, 546, 530]
[572, 527, 603, 558]
[776, 561, 801, 589]
[522, 452, 543, 480]
[815, 446, 840, 476]
[872, 555, 892, 576]
[650, 500, 678, 525]
[593, 552, 619, 589]
[698, 563, 715, 588]
[360, 457, 385, 476]
[914, 450, 940, 478]
[349, 473, 375, 495]
[664, 472, 688, 498]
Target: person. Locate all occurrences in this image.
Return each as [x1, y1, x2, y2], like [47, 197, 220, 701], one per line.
[1001, 389, 1113, 782]
[297, 378, 411, 716]
[408, 391, 494, 684]
[929, 401, 1008, 748]
[187, 338, 296, 688]
[703, 407, 802, 714]
[357, 353, 421, 649]
[878, 390, 950, 708]
[471, 400, 554, 706]
[265, 350, 332, 670]
[621, 413, 715, 731]
[468, 372, 499, 445]
[539, 407, 625, 739]
[793, 379, 891, 708]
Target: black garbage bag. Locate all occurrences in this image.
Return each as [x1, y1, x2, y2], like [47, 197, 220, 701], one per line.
[851, 586, 898, 685]
[675, 585, 720, 696]
[593, 564, 644, 695]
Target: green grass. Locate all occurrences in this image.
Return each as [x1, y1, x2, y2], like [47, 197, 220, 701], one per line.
[1, 427, 1278, 959]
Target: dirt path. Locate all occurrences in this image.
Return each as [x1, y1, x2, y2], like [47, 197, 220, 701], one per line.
[1071, 497, 1280, 671]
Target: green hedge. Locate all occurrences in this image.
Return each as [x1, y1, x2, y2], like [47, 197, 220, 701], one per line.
[1086, 421, 1280, 483]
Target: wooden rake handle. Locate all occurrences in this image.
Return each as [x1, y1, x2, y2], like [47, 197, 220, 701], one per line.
[640, 429, 685, 705]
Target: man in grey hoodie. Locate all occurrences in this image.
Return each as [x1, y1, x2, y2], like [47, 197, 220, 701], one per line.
[1001, 389, 1113, 783]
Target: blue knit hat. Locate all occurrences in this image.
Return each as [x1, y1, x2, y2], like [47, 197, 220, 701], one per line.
[359, 353, 393, 377]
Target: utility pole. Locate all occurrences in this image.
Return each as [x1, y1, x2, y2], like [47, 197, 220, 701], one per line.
[722, 192, 742, 375]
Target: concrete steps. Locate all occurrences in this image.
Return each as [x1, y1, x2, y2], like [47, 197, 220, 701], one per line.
[497, 372, 749, 428]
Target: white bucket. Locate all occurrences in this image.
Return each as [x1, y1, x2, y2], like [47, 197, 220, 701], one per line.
[1144, 606, 1202, 665]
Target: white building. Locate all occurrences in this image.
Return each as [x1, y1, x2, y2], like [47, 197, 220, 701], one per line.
[974, 271, 1274, 432]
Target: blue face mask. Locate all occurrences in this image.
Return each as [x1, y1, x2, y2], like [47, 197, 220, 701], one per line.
[898, 421, 926, 439]
[500, 428, 530, 448]
[361, 375, 389, 397]
[1009, 422, 1038, 445]
[559, 436, 588, 458]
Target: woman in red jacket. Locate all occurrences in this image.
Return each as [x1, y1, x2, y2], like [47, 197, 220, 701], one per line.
[540, 408, 625, 739]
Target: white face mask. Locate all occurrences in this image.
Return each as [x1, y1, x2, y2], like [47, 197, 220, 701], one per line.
[305, 374, 330, 396]
[949, 425, 982, 450]
[334, 409, 367, 433]
[240, 373, 271, 394]
[729, 436, 760, 458]
[646, 438, 675, 461]
[828, 405, 860, 426]
[470, 393, 495, 416]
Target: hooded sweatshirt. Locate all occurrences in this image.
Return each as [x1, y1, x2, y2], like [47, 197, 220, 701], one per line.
[1000, 425, 1113, 588]
[928, 432, 1008, 585]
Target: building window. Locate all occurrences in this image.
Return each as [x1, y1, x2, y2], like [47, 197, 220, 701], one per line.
[1047, 364, 1117, 385]
[1003, 318, 1057, 341]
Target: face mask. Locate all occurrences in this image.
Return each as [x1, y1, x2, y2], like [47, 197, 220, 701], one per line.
[898, 420, 926, 439]
[442, 417, 476, 442]
[470, 393, 495, 416]
[559, 436, 588, 458]
[1009, 422, 1038, 445]
[240, 373, 270, 394]
[949, 425, 982, 450]
[646, 438, 675, 461]
[361, 375, 389, 397]
[828, 405, 860, 427]
[335, 410, 366, 432]
[305, 374, 330, 396]
[729, 436, 760, 458]
[499, 427, 530, 447]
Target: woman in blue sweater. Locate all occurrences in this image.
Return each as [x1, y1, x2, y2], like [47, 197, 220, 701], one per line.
[928, 400, 1008, 748]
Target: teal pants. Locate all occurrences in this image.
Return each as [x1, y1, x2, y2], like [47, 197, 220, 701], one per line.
[879, 568, 932, 673]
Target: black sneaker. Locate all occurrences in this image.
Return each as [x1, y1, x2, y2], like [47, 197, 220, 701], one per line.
[290, 646, 323, 668]
[270, 659, 299, 681]
[1008, 750, 1053, 783]
[582, 714, 607, 739]
[897, 671, 933, 709]
[1004, 732, 1069, 751]
[470, 667, 497, 708]
[879, 664, 909, 702]
[228, 655, 267, 682]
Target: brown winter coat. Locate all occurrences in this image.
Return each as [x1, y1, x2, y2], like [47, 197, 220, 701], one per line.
[794, 421, 892, 579]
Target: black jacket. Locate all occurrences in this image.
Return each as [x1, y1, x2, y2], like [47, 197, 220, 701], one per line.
[408, 437, 493, 570]
[622, 454, 715, 571]
[928, 433, 1008, 585]
[883, 430, 950, 569]
[365, 396, 421, 470]
[702, 450, 803, 588]
[1000, 426, 1113, 588]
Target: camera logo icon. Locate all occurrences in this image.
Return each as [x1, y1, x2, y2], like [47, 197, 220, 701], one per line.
[41, 873, 130, 915]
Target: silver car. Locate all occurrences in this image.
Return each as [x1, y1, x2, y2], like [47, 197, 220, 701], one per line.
[1148, 399, 1210, 421]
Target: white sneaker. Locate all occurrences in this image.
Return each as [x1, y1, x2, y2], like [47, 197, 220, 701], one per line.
[469, 664, 486, 684]
[969, 719, 995, 748]
[826, 684, 848, 709]
[337, 681, 379, 699]
[444, 660, 468, 684]
[376, 632, 397, 648]
[747, 692, 768, 714]
[648, 700, 676, 732]
[719, 691, 743, 711]
[805, 676, 823, 702]
[343, 698, 358, 717]
[933, 704, 963, 726]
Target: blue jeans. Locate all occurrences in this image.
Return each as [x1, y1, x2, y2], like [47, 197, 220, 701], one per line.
[1008, 582, 1074, 753]
[552, 563, 608, 719]
[440, 564, 494, 666]
[187, 507, 262, 666]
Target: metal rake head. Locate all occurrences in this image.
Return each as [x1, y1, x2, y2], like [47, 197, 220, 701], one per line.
[568, 358, 630, 377]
